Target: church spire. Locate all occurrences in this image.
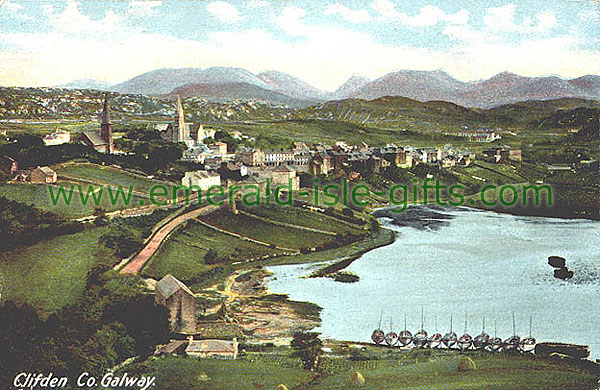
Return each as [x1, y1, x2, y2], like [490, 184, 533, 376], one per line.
[176, 94, 186, 142]
[101, 93, 111, 125]
[100, 93, 113, 153]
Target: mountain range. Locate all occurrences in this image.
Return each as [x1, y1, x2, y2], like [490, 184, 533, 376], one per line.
[59, 67, 600, 108]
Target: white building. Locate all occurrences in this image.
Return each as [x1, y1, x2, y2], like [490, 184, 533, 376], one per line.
[43, 130, 70, 146]
[181, 170, 221, 191]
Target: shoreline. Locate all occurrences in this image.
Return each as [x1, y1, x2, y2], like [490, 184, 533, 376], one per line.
[215, 227, 398, 341]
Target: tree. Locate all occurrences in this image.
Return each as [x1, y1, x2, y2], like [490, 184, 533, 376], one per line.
[104, 295, 171, 357]
[291, 331, 323, 370]
[147, 143, 185, 171]
[204, 249, 219, 265]
[0, 302, 43, 384]
[100, 225, 142, 259]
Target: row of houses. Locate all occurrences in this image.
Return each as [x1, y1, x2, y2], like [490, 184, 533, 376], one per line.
[233, 142, 479, 177]
[443, 129, 502, 143]
[181, 162, 300, 193]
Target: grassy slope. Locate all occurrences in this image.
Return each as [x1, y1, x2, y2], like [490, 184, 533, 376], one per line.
[0, 227, 108, 315]
[142, 220, 284, 284]
[54, 162, 174, 195]
[239, 204, 364, 235]
[0, 181, 144, 218]
[200, 209, 334, 249]
[133, 352, 598, 390]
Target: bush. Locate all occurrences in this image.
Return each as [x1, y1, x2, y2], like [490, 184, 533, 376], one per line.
[100, 226, 142, 259]
[457, 356, 476, 372]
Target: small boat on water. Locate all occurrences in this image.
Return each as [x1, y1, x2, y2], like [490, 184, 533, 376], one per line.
[384, 319, 398, 347]
[473, 317, 490, 350]
[428, 316, 442, 349]
[413, 308, 428, 348]
[519, 316, 536, 353]
[371, 311, 385, 345]
[457, 314, 473, 350]
[442, 315, 458, 349]
[397, 314, 413, 347]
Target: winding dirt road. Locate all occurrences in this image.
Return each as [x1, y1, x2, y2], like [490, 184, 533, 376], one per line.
[119, 205, 218, 274]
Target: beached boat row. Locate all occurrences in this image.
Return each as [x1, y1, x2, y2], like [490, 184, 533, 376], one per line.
[371, 311, 535, 353]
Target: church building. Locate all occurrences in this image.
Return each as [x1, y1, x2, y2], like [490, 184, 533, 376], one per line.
[78, 93, 114, 153]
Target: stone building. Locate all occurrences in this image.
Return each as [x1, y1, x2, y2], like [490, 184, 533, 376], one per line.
[30, 166, 57, 183]
[155, 274, 197, 334]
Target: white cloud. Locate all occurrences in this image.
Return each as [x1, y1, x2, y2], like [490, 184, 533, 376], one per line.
[0, 0, 598, 90]
[2, 0, 22, 12]
[579, 9, 598, 21]
[276, 6, 307, 35]
[483, 4, 517, 30]
[324, 4, 372, 23]
[206, 1, 242, 22]
[483, 4, 557, 33]
[370, 1, 468, 26]
[41, 0, 123, 34]
[130, 1, 163, 16]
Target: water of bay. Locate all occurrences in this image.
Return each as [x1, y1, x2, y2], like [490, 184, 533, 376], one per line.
[267, 207, 600, 358]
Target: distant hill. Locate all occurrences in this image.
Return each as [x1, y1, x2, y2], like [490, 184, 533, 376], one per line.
[0, 87, 294, 121]
[57, 79, 112, 90]
[351, 70, 466, 102]
[258, 70, 327, 101]
[338, 70, 600, 108]
[329, 75, 371, 100]
[167, 82, 312, 107]
[111, 67, 273, 95]
[459, 72, 594, 108]
[297, 95, 600, 131]
[108, 66, 600, 108]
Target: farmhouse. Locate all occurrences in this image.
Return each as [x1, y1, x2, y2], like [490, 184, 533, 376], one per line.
[185, 337, 239, 359]
[30, 166, 57, 183]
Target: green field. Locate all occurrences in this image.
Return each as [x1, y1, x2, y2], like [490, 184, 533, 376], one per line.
[200, 209, 335, 249]
[142, 220, 284, 285]
[0, 227, 109, 315]
[54, 162, 175, 195]
[132, 355, 311, 390]
[129, 351, 599, 390]
[240, 204, 364, 235]
[0, 181, 144, 218]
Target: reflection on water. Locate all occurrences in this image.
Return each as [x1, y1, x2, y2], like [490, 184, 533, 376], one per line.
[267, 207, 600, 358]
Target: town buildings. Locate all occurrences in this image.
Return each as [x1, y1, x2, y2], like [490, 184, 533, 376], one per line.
[239, 149, 266, 167]
[271, 164, 300, 191]
[181, 170, 221, 191]
[43, 130, 70, 146]
[158, 95, 215, 148]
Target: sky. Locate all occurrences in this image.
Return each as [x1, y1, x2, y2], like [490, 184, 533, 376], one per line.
[0, 0, 599, 90]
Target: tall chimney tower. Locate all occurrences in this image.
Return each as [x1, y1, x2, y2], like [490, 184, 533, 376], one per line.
[100, 93, 114, 153]
[176, 94, 186, 142]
